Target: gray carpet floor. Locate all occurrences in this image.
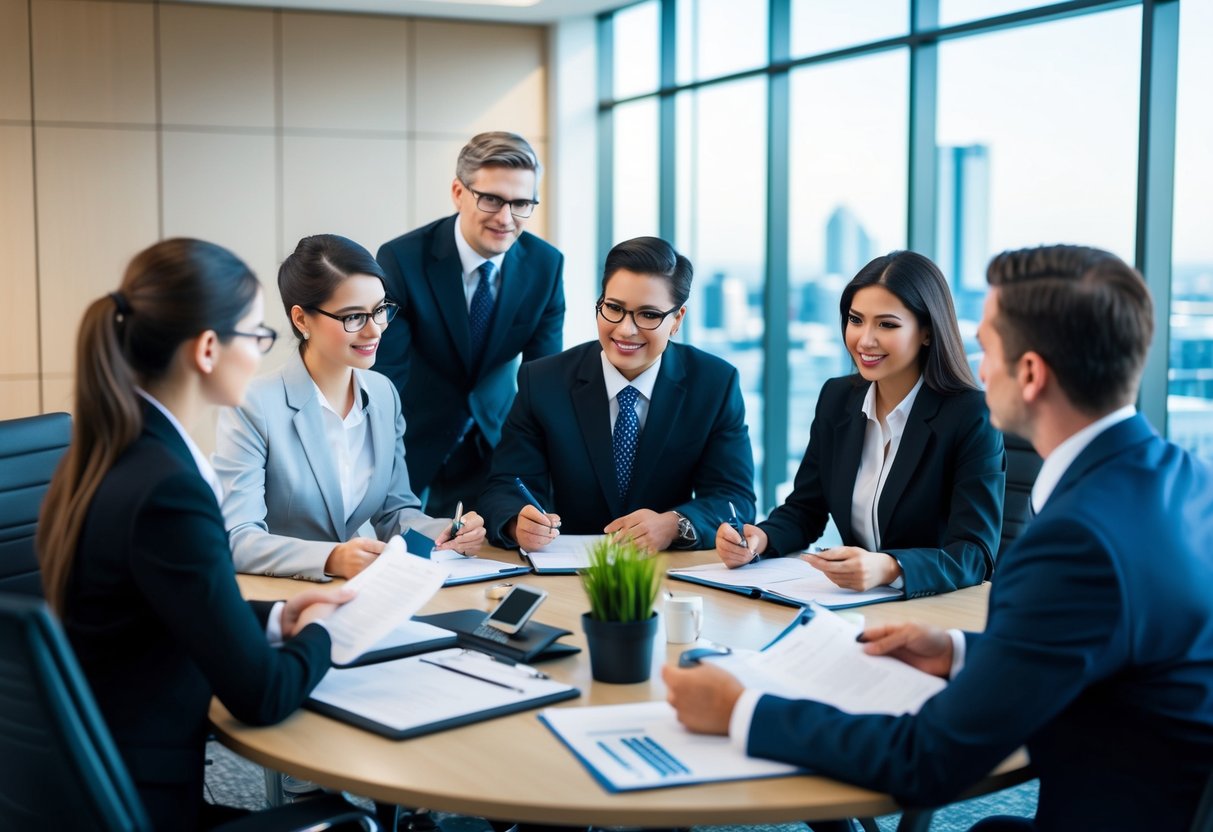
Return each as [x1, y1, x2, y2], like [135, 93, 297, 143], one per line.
[204, 740, 1038, 831]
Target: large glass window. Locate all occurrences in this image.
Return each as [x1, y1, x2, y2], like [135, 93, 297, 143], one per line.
[939, 1, 1052, 27]
[791, 0, 907, 57]
[612, 0, 660, 99]
[937, 7, 1141, 369]
[612, 98, 660, 243]
[676, 0, 767, 83]
[675, 78, 768, 492]
[1170, 0, 1213, 461]
[787, 50, 908, 488]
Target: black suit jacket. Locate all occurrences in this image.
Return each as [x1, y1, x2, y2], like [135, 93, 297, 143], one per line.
[749, 415, 1213, 831]
[376, 215, 565, 492]
[64, 404, 331, 831]
[760, 375, 1005, 596]
[480, 341, 757, 547]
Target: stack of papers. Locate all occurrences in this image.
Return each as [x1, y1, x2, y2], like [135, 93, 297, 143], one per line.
[668, 557, 903, 609]
[404, 528, 530, 585]
[520, 534, 606, 574]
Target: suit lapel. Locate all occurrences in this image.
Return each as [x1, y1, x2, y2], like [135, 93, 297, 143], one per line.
[877, 385, 943, 542]
[480, 240, 526, 372]
[570, 348, 623, 518]
[1046, 413, 1154, 510]
[283, 354, 345, 537]
[427, 216, 473, 374]
[829, 382, 868, 541]
[629, 346, 687, 511]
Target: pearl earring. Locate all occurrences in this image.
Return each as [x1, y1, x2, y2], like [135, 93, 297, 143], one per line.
[303, 332, 310, 341]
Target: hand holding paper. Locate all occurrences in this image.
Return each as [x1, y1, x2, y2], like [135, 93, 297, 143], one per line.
[322, 535, 447, 665]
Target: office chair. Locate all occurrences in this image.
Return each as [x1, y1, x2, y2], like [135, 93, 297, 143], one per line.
[998, 431, 1043, 559]
[0, 411, 71, 595]
[0, 591, 379, 831]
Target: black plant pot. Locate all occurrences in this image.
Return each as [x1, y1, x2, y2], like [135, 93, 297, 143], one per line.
[582, 612, 658, 684]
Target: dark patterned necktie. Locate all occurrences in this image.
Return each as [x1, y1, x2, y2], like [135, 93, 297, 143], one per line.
[613, 385, 640, 499]
[469, 261, 497, 358]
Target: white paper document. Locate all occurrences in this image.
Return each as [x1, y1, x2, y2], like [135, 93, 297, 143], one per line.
[431, 550, 529, 584]
[311, 648, 577, 735]
[540, 701, 801, 792]
[520, 534, 606, 572]
[321, 536, 447, 665]
[668, 557, 903, 608]
[713, 605, 946, 715]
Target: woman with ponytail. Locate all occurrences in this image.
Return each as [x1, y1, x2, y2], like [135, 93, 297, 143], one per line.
[38, 239, 353, 831]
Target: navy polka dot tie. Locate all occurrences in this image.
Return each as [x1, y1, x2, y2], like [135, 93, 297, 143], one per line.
[469, 261, 497, 359]
[613, 385, 640, 499]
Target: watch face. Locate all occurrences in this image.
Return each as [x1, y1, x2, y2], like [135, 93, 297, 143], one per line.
[677, 516, 693, 539]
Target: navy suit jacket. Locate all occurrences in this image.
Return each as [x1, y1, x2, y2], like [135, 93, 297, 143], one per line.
[64, 405, 331, 831]
[480, 341, 757, 547]
[760, 375, 1005, 596]
[376, 215, 565, 493]
[747, 414, 1213, 831]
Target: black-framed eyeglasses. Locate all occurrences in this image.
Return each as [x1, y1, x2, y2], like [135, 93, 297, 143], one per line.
[307, 302, 399, 333]
[225, 325, 278, 354]
[596, 299, 681, 331]
[463, 184, 539, 219]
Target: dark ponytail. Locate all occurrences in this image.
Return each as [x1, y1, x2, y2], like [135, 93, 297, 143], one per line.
[38, 238, 258, 612]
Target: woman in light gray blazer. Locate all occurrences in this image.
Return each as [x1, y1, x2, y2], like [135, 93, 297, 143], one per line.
[214, 234, 485, 580]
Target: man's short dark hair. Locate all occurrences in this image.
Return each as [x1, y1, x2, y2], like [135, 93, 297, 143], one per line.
[986, 244, 1153, 415]
[600, 237, 693, 307]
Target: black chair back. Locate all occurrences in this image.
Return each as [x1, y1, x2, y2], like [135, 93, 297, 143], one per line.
[0, 592, 150, 831]
[0, 412, 72, 595]
[999, 431, 1043, 558]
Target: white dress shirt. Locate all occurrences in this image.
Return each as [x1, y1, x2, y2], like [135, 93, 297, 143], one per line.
[453, 220, 505, 310]
[851, 376, 924, 561]
[313, 375, 374, 524]
[600, 350, 663, 432]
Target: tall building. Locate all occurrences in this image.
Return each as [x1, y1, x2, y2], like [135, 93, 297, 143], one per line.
[825, 205, 874, 277]
[936, 144, 991, 296]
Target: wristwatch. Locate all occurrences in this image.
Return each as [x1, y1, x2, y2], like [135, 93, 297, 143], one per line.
[672, 512, 698, 548]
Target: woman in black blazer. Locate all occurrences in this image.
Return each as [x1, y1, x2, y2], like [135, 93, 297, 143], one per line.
[717, 251, 1005, 597]
[37, 239, 353, 830]
[480, 236, 756, 553]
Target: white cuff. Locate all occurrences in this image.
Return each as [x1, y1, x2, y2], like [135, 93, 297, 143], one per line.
[948, 628, 966, 679]
[266, 601, 285, 646]
[728, 688, 764, 753]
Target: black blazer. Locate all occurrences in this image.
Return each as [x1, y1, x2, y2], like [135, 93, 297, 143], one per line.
[760, 375, 1005, 597]
[480, 341, 757, 547]
[376, 215, 565, 493]
[64, 404, 331, 831]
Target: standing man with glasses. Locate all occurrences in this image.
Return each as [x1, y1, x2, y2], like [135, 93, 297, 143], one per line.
[376, 132, 565, 518]
[479, 236, 756, 553]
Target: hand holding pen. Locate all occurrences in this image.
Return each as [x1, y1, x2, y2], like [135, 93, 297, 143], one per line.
[714, 501, 766, 569]
[434, 499, 487, 555]
[510, 477, 562, 552]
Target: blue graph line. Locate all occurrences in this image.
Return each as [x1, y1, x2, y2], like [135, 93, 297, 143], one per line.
[641, 736, 691, 775]
[597, 739, 634, 772]
[622, 736, 672, 776]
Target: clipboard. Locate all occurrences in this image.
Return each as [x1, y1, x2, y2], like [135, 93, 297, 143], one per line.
[405, 528, 532, 586]
[519, 534, 605, 575]
[667, 557, 903, 610]
[308, 647, 580, 740]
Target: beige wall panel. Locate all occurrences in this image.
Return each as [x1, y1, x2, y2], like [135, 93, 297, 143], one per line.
[413, 21, 546, 139]
[282, 134, 409, 259]
[41, 375, 72, 416]
[0, 0, 31, 120]
[411, 137, 550, 244]
[0, 379, 42, 420]
[35, 126, 158, 377]
[31, 0, 155, 124]
[159, 5, 275, 128]
[0, 126, 39, 377]
[281, 12, 409, 132]
[162, 130, 277, 295]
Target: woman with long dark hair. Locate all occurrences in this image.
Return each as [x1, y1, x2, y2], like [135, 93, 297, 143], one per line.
[38, 239, 351, 830]
[716, 250, 1005, 596]
[213, 234, 485, 581]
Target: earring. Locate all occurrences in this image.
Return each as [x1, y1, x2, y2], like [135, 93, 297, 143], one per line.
[303, 332, 310, 341]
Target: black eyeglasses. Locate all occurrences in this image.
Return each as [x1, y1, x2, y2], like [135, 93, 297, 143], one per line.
[225, 325, 278, 354]
[596, 299, 681, 331]
[463, 184, 539, 219]
[307, 302, 399, 333]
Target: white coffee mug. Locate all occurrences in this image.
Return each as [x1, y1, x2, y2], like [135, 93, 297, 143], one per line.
[664, 594, 703, 644]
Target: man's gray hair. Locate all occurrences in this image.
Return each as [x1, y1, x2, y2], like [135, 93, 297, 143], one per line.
[455, 132, 542, 185]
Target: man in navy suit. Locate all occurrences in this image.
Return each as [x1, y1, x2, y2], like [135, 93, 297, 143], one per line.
[377, 132, 565, 517]
[664, 244, 1213, 831]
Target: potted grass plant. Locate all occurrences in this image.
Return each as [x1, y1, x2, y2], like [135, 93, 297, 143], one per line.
[579, 536, 662, 683]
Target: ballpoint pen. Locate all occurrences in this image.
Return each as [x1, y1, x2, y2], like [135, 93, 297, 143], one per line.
[462, 649, 550, 680]
[514, 477, 560, 530]
[448, 500, 464, 538]
[419, 657, 525, 693]
[727, 501, 758, 563]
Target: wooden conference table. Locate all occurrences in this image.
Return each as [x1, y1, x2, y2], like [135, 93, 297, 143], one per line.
[210, 547, 1030, 826]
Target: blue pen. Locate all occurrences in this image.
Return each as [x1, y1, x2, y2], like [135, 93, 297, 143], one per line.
[514, 477, 547, 514]
[727, 501, 758, 564]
